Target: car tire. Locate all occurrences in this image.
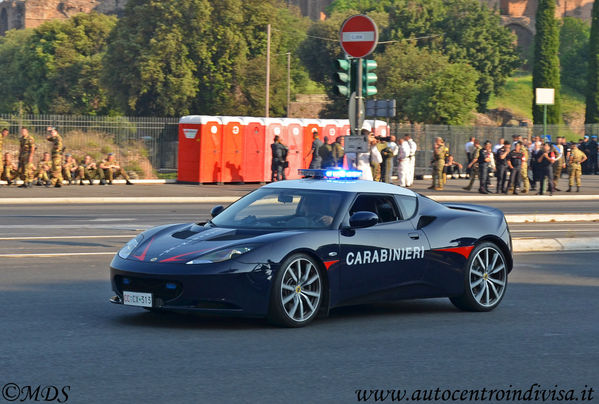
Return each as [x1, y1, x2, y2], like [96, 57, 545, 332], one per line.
[450, 242, 508, 312]
[268, 253, 323, 327]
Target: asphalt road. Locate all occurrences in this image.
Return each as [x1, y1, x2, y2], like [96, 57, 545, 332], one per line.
[1, 251, 597, 403]
[0, 203, 598, 257]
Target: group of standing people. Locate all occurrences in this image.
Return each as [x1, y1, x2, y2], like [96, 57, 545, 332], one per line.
[461, 134, 588, 195]
[0, 126, 133, 188]
[302, 130, 417, 186]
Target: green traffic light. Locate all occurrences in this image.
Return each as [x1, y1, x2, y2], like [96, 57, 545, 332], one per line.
[362, 59, 377, 97]
[333, 58, 353, 98]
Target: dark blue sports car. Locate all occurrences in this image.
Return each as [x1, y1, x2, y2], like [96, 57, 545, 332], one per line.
[110, 170, 513, 327]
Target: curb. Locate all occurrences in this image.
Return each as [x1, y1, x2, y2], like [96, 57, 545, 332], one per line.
[0, 197, 241, 205]
[512, 237, 599, 252]
[505, 214, 599, 223]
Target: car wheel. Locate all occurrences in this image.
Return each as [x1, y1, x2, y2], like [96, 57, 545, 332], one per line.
[450, 242, 508, 312]
[268, 253, 323, 327]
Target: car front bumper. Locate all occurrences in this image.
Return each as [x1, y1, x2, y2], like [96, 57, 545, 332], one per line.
[109, 255, 274, 317]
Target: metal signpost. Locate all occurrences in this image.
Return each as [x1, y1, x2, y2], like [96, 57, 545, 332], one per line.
[535, 88, 555, 143]
[339, 15, 378, 138]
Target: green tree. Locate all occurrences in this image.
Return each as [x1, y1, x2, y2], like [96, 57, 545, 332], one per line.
[103, 0, 211, 116]
[377, 42, 478, 124]
[0, 13, 117, 115]
[586, 1, 599, 123]
[533, 0, 561, 124]
[560, 17, 589, 95]
[104, 0, 312, 116]
[325, 0, 520, 112]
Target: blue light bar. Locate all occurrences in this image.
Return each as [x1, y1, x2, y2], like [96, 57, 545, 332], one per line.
[298, 169, 362, 180]
[165, 282, 177, 290]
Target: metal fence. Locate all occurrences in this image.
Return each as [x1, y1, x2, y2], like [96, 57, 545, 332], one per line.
[0, 114, 179, 178]
[390, 124, 596, 176]
[1, 114, 595, 179]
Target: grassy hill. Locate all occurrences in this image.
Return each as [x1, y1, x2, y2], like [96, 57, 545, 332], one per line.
[488, 71, 586, 126]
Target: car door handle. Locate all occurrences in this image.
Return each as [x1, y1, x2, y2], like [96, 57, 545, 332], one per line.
[409, 232, 420, 240]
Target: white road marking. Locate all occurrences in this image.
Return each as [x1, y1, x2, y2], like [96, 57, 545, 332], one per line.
[0, 252, 116, 258]
[0, 235, 134, 241]
[90, 218, 136, 222]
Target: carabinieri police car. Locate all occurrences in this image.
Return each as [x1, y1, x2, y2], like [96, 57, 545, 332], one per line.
[109, 169, 513, 327]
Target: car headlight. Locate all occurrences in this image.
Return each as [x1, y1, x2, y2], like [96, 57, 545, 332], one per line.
[118, 234, 143, 259]
[186, 246, 255, 264]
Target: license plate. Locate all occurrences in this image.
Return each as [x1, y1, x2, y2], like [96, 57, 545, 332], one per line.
[123, 291, 152, 308]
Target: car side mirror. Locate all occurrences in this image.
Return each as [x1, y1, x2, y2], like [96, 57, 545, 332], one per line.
[211, 205, 224, 218]
[349, 211, 379, 229]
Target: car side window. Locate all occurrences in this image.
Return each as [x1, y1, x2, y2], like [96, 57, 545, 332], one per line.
[394, 195, 418, 220]
[349, 195, 401, 223]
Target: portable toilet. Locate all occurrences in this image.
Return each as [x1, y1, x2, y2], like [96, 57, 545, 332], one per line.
[219, 116, 244, 183]
[282, 118, 304, 179]
[263, 118, 285, 182]
[178, 115, 222, 184]
[241, 117, 266, 182]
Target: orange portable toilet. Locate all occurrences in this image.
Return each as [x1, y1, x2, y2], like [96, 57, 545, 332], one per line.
[263, 118, 285, 182]
[241, 117, 266, 182]
[282, 118, 304, 179]
[301, 119, 322, 169]
[178, 115, 222, 184]
[219, 116, 244, 183]
[339, 119, 351, 137]
[321, 119, 341, 143]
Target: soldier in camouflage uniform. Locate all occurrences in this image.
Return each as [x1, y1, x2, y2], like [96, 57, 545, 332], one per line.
[0, 128, 9, 184]
[34, 152, 52, 186]
[62, 154, 79, 185]
[78, 155, 106, 185]
[46, 126, 64, 187]
[463, 139, 481, 191]
[567, 144, 587, 192]
[1, 153, 18, 185]
[18, 128, 36, 188]
[331, 137, 344, 167]
[429, 137, 449, 190]
[99, 153, 133, 185]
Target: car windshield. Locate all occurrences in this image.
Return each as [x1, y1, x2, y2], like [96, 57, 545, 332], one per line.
[210, 188, 346, 230]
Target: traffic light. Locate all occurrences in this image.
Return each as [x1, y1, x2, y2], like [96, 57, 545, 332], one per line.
[333, 59, 353, 98]
[362, 59, 377, 97]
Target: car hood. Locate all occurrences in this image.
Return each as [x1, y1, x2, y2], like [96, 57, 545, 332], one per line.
[126, 223, 303, 264]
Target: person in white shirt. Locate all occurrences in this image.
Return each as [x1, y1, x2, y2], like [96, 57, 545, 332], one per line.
[465, 136, 475, 163]
[493, 138, 505, 154]
[397, 137, 410, 187]
[403, 134, 417, 187]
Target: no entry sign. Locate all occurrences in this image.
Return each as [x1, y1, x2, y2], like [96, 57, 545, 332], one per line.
[340, 15, 378, 58]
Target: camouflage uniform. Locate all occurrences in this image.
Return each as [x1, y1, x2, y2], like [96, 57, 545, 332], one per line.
[568, 148, 586, 190]
[35, 158, 52, 184]
[520, 148, 530, 193]
[331, 142, 344, 167]
[18, 135, 36, 184]
[463, 145, 481, 190]
[1, 157, 18, 184]
[432, 144, 449, 190]
[78, 159, 105, 185]
[101, 158, 131, 184]
[48, 133, 64, 186]
[62, 157, 79, 184]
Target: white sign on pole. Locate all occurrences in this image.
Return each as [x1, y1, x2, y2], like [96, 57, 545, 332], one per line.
[344, 135, 369, 153]
[535, 88, 555, 105]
